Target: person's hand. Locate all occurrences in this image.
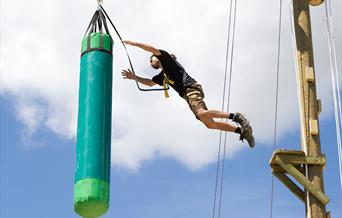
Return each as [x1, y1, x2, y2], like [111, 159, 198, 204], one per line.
[123, 40, 137, 46]
[121, 69, 136, 80]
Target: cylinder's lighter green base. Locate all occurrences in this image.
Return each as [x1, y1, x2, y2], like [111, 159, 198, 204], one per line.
[74, 178, 110, 218]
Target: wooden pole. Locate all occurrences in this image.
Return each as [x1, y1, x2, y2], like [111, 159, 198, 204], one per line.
[291, 0, 327, 217]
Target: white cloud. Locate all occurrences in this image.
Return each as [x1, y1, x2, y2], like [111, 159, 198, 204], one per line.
[1, 0, 341, 170]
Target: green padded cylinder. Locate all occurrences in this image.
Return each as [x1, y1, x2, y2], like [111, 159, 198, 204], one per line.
[74, 33, 113, 218]
[74, 178, 110, 218]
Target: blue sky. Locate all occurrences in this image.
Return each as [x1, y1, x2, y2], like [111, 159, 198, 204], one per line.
[1, 0, 342, 217]
[1, 96, 342, 217]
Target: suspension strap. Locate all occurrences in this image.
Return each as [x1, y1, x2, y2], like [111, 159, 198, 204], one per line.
[82, 9, 113, 56]
[97, 4, 171, 93]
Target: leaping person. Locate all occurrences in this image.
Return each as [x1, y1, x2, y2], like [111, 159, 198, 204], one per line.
[121, 40, 255, 148]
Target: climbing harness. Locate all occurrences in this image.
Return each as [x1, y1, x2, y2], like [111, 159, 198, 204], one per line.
[163, 74, 175, 98]
[96, 4, 171, 94]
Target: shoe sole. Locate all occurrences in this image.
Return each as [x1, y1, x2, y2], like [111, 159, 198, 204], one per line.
[242, 125, 255, 148]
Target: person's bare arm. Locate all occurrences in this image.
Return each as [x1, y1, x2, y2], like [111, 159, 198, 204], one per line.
[121, 69, 157, 87]
[123, 40, 162, 56]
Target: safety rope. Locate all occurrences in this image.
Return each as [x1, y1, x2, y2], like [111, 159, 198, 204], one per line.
[324, 0, 342, 193]
[97, 4, 171, 93]
[218, 0, 238, 217]
[288, 1, 312, 212]
[212, 0, 237, 217]
[269, 0, 283, 217]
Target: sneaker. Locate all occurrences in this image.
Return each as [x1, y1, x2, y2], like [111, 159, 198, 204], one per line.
[240, 125, 255, 148]
[232, 113, 249, 129]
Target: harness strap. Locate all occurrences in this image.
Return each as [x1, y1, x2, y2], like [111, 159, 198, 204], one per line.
[163, 74, 174, 98]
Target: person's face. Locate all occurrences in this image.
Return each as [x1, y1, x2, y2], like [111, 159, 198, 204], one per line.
[150, 56, 161, 69]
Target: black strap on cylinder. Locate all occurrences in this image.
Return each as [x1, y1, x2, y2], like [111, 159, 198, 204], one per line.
[97, 4, 170, 92]
[84, 9, 110, 37]
[82, 9, 113, 56]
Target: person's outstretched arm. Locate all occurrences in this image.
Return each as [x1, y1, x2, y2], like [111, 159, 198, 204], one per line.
[123, 40, 162, 56]
[121, 69, 156, 87]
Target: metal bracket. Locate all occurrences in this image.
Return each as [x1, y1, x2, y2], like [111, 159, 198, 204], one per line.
[270, 149, 329, 205]
[317, 99, 322, 115]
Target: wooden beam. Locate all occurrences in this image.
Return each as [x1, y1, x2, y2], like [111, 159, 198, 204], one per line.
[276, 156, 329, 205]
[271, 165, 305, 174]
[292, 0, 327, 216]
[273, 171, 306, 203]
[270, 149, 305, 165]
[310, 119, 319, 135]
[306, 67, 315, 82]
[278, 154, 326, 166]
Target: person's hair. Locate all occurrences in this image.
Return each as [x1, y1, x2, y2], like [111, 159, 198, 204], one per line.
[170, 54, 177, 60]
[150, 53, 177, 61]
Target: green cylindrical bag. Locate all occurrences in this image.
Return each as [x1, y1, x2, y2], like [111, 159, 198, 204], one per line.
[74, 9, 113, 218]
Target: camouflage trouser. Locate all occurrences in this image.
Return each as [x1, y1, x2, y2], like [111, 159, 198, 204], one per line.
[182, 83, 208, 119]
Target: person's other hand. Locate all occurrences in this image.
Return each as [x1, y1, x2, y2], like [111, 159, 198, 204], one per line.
[121, 69, 135, 80]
